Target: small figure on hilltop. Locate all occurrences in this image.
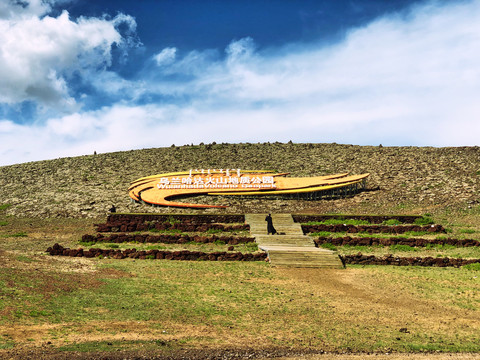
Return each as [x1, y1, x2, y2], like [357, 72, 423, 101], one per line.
[265, 213, 277, 235]
[109, 204, 116, 213]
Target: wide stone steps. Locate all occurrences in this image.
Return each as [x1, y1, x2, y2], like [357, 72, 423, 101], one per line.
[260, 246, 344, 268]
[245, 214, 303, 235]
[255, 235, 314, 247]
[245, 213, 344, 269]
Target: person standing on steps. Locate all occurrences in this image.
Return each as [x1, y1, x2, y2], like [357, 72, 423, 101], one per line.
[265, 213, 277, 235]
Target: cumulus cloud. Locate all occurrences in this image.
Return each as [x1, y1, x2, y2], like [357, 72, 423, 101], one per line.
[154, 47, 177, 66]
[0, 0, 136, 110]
[2, 0, 480, 166]
[0, 0, 53, 19]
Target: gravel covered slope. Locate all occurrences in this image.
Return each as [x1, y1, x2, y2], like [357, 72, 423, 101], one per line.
[1, 143, 479, 218]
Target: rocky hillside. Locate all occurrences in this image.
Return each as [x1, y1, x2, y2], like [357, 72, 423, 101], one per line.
[0, 143, 479, 218]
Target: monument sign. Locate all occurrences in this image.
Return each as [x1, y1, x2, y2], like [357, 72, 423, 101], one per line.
[129, 169, 369, 208]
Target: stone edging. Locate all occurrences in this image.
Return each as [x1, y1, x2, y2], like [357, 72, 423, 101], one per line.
[315, 236, 480, 247]
[341, 253, 480, 267]
[82, 233, 255, 245]
[302, 224, 445, 234]
[46, 243, 267, 261]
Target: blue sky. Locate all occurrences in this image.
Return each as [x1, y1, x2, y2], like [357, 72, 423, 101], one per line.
[1, 0, 479, 166]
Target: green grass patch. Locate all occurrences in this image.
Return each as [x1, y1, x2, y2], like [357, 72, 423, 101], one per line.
[2, 232, 28, 238]
[167, 216, 181, 225]
[15, 255, 36, 263]
[414, 216, 434, 225]
[319, 242, 337, 251]
[0, 204, 11, 211]
[28, 310, 50, 318]
[0, 339, 15, 350]
[305, 219, 371, 225]
[206, 228, 224, 234]
[459, 228, 476, 234]
[463, 263, 480, 271]
[0, 221, 8, 226]
[79, 241, 96, 247]
[58, 339, 174, 352]
[425, 243, 456, 251]
[242, 242, 258, 252]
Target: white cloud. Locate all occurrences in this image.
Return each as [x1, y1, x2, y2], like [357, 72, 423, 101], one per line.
[2, 0, 480, 166]
[0, 1, 136, 110]
[0, 0, 53, 19]
[154, 47, 177, 66]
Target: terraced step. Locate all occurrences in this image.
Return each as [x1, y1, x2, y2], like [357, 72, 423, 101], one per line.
[245, 213, 344, 269]
[260, 246, 344, 268]
[255, 235, 314, 247]
[245, 213, 303, 235]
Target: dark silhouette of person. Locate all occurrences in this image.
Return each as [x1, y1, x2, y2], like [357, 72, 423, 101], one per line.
[109, 205, 116, 213]
[265, 213, 277, 235]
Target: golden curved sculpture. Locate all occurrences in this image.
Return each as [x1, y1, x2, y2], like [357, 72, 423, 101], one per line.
[129, 169, 369, 209]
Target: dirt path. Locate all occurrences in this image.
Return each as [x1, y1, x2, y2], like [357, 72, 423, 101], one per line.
[275, 267, 480, 335]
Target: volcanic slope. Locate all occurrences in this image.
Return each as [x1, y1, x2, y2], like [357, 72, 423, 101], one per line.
[0, 143, 479, 218]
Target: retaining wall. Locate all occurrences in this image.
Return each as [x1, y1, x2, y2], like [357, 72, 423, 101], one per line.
[82, 233, 255, 245]
[107, 214, 245, 224]
[46, 243, 267, 261]
[341, 253, 480, 267]
[315, 236, 480, 247]
[293, 214, 422, 224]
[96, 222, 249, 233]
[302, 224, 445, 234]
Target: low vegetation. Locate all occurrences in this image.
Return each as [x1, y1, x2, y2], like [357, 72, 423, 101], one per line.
[1, 143, 480, 358]
[1, 250, 479, 354]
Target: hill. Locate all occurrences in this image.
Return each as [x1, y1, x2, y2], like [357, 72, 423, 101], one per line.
[1, 142, 479, 218]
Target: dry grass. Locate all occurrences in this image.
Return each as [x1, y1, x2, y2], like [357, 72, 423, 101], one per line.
[1, 143, 480, 358]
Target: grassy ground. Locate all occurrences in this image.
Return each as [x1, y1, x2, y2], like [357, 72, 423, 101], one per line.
[1, 210, 480, 358]
[1, 252, 480, 353]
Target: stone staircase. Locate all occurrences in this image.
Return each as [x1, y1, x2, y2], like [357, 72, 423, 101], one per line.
[245, 214, 344, 268]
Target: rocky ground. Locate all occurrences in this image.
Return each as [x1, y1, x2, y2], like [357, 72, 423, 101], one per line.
[1, 143, 479, 218]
